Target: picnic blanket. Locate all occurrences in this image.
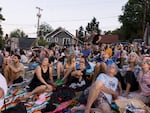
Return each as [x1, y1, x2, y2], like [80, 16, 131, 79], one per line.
[115, 97, 150, 113]
[1, 86, 77, 113]
[0, 88, 51, 113]
[46, 100, 73, 113]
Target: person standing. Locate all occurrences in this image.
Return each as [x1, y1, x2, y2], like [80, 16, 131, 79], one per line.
[91, 31, 101, 46]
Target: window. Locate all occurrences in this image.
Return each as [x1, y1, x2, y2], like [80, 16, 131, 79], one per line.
[63, 38, 70, 45]
[47, 38, 50, 42]
[55, 37, 58, 42]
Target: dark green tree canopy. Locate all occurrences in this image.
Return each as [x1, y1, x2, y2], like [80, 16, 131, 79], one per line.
[38, 22, 53, 38]
[0, 7, 5, 36]
[0, 7, 5, 48]
[104, 30, 112, 35]
[119, 0, 150, 40]
[78, 26, 85, 42]
[86, 17, 101, 35]
[77, 17, 101, 42]
[10, 29, 28, 38]
[37, 22, 53, 46]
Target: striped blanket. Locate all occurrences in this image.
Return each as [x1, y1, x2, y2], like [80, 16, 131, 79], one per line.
[1, 88, 76, 113]
[1, 88, 51, 113]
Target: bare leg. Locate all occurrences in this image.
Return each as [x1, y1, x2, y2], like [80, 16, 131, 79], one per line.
[3, 65, 10, 84]
[85, 81, 103, 113]
[71, 104, 85, 113]
[57, 62, 64, 79]
[93, 63, 101, 82]
[118, 82, 123, 95]
[125, 83, 131, 96]
[61, 66, 74, 82]
[71, 104, 102, 113]
[97, 102, 112, 113]
[23, 85, 53, 98]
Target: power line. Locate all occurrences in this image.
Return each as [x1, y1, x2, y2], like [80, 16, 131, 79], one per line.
[1, 23, 36, 27]
[46, 16, 118, 23]
[1, 15, 119, 27]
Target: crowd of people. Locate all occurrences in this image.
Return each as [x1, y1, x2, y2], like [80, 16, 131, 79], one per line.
[0, 36, 150, 112]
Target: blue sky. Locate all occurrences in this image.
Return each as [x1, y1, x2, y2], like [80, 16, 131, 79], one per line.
[0, 0, 128, 37]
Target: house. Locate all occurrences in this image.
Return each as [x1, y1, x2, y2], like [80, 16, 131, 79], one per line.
[86, 34, 119, 44]
[19, 38, 37, 49]
[100, 34, 119, 44]
[10, 38, 37, 51]
[44, 27, 83, 46]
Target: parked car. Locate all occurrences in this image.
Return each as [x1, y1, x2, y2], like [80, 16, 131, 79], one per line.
[133, 39, 143, 44]
[120, 41, 130, 46]
[111, 41, 130, 46]
[31, 46, 43, 51]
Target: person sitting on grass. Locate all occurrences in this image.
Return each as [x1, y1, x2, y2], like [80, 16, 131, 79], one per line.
[4, 54, 25, 86]
[116, 52, 141, 96]
[71, 63, 118, 113]
[60, 57, 87, 90]
[128, 58, 150, 104]
[23, 57, 55, 99]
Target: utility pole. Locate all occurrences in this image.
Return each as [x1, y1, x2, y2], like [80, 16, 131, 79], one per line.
[36, 7, 43, 39]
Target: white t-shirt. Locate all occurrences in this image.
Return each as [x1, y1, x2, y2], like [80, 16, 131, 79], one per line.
[20, 55, 28, 63]
[96, 73, 118, 104]
[0, 73, 7, 109]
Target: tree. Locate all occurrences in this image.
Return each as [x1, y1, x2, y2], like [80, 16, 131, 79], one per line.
[0, 8, 5, 36]
[86, 17, 101, 35]
[76, 17, 101, 42]
[104, 30, 112, 35]
[38, 22, 53, 38]
[37, 22, 53, 46]
[78, 26, 85, 42]
[38, 37, 48, 46]
[119, 0, 150, 40]
[10, 29, 28, 38]
[0, 7, 5, 48]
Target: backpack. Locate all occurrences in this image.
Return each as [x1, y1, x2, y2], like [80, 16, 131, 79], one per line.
[42, 86, 75, 112]
[2, 102, 27, 113]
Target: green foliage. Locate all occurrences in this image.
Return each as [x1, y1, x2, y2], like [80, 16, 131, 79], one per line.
[104, 30, 112, 35]
[0, 8, 5, 21]
[0, 7, 5, 48]
[0, 37, 4, 49]
[38, 37, 48, 46]
[10, 29, 28, 38]
[104, 27, 127, 41]
[38, 22, 53, 38]
[77, 17, 101, 42]
[119, 0, 150, 40]
[37, 22, 53, 46]
[86, 17, 101, 35]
